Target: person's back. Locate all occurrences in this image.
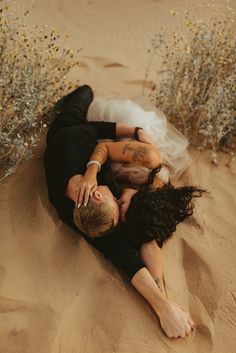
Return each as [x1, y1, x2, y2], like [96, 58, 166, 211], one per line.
[44, 85, 120, 233]
[44, 122, 98, 226]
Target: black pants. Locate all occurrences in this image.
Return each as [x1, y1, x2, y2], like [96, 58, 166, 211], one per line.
[46, 85, 94, 143]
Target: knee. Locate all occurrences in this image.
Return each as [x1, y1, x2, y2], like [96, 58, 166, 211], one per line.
[80, 84, 94, 102]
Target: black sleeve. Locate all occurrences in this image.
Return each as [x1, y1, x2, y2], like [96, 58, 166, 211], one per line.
[88, 121, 117, 140]
[84, 230, 146, 280]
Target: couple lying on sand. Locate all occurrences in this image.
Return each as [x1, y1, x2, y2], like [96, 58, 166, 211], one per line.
[44, 85, 204, 339]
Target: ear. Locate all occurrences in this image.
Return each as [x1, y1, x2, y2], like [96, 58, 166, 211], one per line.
[93, 190, 103, 201]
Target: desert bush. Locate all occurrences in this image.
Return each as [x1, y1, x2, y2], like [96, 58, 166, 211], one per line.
[148, 10, 236, 164]
[0, 1, 80, 182]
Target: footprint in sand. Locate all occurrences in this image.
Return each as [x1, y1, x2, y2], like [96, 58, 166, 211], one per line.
[125, 79, 155, 90]
[80, 55, 128, 72]
[103, 63, 126, 68]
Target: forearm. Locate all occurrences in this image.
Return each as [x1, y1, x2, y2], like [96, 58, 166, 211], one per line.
[140, 240, 165, 295]
[131, 267, 168, 316]
[131, 266, 195, 339]
[88, 137, 162, 177]
[116, 124, 135, 139]
[90, 140, 161, 168]
[88, 142, 109, 168]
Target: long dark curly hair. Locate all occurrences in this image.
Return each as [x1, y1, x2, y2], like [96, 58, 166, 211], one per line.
[121, 166, 205, 249]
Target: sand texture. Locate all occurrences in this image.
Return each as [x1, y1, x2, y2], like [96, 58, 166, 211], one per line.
[0, 1, 236, 352]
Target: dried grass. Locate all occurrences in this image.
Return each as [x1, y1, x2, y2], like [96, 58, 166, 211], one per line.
[147, 8, 236, 165]
[0, 0, 80, 182]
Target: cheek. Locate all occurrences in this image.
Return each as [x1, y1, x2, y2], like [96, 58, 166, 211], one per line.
[120, 203, 129, 222]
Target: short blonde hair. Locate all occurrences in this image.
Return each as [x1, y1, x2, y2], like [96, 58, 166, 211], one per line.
[73, 199, 115, 238]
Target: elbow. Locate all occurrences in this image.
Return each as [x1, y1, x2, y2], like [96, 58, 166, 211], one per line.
[146, 149, 162, 169]
[131, 267, 147, 286]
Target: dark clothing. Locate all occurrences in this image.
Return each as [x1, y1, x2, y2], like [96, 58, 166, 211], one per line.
[44, 85, 145, 280]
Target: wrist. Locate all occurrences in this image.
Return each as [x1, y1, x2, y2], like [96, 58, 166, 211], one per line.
[155, 298, 170, 316]
[116, 124, 135, 138]
[86, 160, 101, 172]
[86, 163, 100, 174]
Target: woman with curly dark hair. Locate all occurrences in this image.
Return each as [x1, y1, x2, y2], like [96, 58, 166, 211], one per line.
[119, 166, 204, 250]
[75, 136, 205, 299]
[76, 136, 204, 239]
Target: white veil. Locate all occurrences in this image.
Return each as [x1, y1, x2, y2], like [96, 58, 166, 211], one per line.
[87, 95, 192, 185]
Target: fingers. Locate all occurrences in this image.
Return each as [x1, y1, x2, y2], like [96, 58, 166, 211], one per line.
[90, 185, 97, 196]
[186, 313, 197, 332]
[176, 323, 191, 339]
[76, 185, 86, 208]
[185, 323, 192, 336]
[76, 184, 97, 208]
[176, 322, 191, 339]
[84, 186, 91, 207]
[179, 331, 186, 339]
[83, 183, 97, 206]
[187, 315, 194, 327]
[181, 310, 196, 334]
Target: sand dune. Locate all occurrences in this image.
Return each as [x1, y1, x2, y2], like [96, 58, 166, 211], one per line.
[0, 0, 236, 352]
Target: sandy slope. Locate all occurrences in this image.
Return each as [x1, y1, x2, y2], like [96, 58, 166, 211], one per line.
[0, 0, 236, 352]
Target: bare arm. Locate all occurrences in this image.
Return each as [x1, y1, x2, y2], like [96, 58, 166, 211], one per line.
[89, 140, 162, 169]
[75, 141, 161, 207]
[140, 240, 166, 296]
[131, 268, 194, 338]
[73, 124, 158, 206]
[116, 124, 135, 138]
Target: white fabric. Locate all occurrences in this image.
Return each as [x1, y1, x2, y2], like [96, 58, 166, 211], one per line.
[87, 95, 192, 184]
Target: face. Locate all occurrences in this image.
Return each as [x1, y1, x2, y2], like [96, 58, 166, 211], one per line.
[118, 188, 138, 222]
[92, 186, 120, 226]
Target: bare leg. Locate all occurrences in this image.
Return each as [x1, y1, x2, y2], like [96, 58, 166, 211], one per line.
[140, 240, 167, 297]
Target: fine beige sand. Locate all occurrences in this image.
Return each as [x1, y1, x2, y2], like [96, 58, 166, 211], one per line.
[1, 1, 236, 352]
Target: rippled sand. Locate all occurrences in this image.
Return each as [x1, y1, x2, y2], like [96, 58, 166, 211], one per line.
[0, 1, 236, 352]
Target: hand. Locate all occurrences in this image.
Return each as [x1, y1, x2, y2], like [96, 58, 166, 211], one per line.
[158, 301, 195, 338]
[75, 166, 98, 207]
[137, 129, 154, 144]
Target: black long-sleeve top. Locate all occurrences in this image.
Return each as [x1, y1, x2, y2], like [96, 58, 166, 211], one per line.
[44, 121, 145, 280]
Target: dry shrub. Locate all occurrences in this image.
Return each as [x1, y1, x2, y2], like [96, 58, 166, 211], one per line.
[0, 1, 80, 182]
[148, 9, 236, 165]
